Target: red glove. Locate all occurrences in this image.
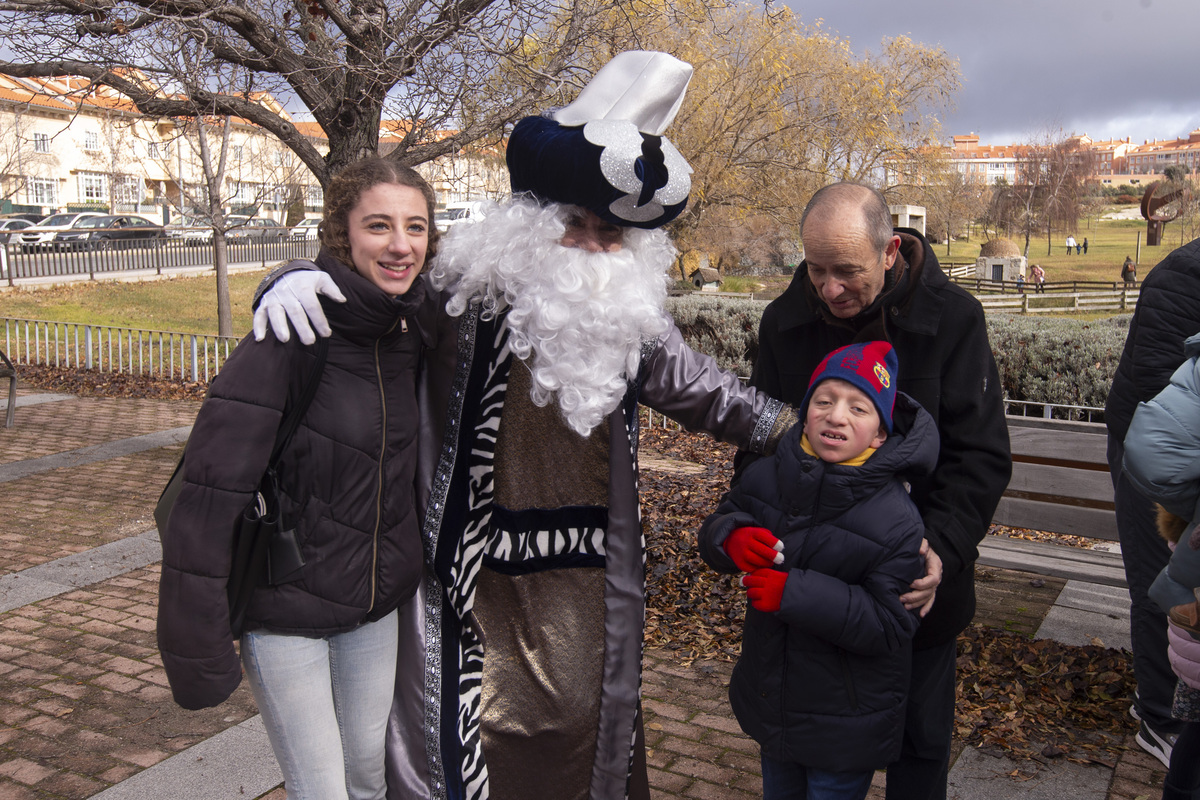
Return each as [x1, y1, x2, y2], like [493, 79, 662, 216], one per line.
[723, 527, 784, 572]
[742, 568, 788, 613]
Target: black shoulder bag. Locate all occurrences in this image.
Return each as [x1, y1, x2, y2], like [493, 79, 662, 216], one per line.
[155, 337, 329, 636]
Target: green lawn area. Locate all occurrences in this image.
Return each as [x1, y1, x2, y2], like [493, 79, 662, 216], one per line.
[936, 208, 1192, 283]
[1, 269, 272, 337]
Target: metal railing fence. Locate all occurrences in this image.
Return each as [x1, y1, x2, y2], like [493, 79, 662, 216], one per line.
[1002, 399, 1105, 423]
[3, 318, 241, 383]
[1, 233, 317, 285]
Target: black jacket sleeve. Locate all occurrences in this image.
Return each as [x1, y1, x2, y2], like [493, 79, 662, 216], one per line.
[911, 299, 1011, 578]
[156, 335, 295, 709]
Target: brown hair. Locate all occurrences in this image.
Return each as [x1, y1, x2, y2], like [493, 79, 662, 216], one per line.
[319, 157, 440, 268]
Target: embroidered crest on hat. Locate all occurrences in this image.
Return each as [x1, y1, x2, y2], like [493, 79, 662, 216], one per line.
[800, 341, 900, 433]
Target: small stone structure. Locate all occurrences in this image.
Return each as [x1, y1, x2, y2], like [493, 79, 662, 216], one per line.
[979, 238, 1021, 258]
[889, 204, 926, 236]
[976, 239, 1025, 282]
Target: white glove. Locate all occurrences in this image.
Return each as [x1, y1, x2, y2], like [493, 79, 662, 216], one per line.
[252, 270, 345, 345]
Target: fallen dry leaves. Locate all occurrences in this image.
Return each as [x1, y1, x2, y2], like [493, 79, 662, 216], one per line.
[18, 363, 208, 400]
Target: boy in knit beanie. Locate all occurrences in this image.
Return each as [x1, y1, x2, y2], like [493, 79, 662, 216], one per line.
[698, 341, 941, 800]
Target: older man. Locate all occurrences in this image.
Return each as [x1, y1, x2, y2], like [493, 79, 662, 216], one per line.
[744, 183, 1011, 800]
[256, 52, 794, 800]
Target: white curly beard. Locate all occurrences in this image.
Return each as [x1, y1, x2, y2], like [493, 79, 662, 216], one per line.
[429, 198, 675, 437]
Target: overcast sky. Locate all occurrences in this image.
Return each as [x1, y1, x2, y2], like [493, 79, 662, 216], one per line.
[780, 0, 1200, 147]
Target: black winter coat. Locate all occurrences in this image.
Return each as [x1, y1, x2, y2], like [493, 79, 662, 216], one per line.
[700, 394, 937, 772]
[157, 251, 439, 710]
[1106, 237, 1200, 447]
[744, 229, 1011, 648]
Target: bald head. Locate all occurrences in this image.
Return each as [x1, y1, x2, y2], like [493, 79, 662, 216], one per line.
[800, 183, 894, 251]
[799, 183, 901, 319]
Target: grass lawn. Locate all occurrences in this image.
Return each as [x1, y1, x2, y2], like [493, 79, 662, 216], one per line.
[1, 268, 272, 337]
[930, 211, 1190, 282]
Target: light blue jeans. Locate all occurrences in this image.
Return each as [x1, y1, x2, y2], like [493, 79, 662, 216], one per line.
[242, 610, 399, 800]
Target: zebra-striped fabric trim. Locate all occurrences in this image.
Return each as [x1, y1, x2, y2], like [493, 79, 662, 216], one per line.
[420, 306, 480, 800]
[483, 526, 606, 561]
[449, 315, 513, 800]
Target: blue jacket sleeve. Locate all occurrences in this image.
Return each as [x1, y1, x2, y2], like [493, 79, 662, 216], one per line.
[1124, 344, 1200, 523]
[1150, 539, 1200, 615]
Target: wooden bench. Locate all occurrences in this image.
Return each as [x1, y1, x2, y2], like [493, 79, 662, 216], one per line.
[978, 416, 1127, 587]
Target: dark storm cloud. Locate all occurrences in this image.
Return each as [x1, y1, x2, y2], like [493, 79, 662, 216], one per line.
[782, 0, 1200, 145]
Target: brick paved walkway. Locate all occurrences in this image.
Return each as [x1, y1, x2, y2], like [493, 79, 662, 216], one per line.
[0, 381, 1168, 800]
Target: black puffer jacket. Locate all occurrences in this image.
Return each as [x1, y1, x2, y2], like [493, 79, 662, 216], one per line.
[745, 229, 1011, 649]
[700, 394, 937, 772]
[157, 250, 440, 710]
[1106, 236, 1200, 446]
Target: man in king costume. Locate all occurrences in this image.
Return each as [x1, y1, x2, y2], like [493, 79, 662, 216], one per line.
[256, 52, 796, 800]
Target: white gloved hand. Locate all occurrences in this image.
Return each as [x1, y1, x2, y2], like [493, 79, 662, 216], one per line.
[252, 270, 345, 344]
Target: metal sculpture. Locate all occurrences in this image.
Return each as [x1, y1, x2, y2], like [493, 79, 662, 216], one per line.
[1141, 180, 1193, 246]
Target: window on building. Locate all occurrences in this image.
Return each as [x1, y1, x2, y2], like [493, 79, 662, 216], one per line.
[79, 172, 108, 203]
[162, 141, 171, 159]
[305, 185, 324, 209]
[84, 131, 101, 152]
[231, 181, 262, 203]
[28, 177, 57, 206]
[147, 142, 160, 158]
[233, 145, 244, 160]
[112, 175, 142, 206]
[33, 132, 50, 154]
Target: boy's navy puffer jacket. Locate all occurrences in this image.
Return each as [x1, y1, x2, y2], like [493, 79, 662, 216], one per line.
[699, 392, 938, 772]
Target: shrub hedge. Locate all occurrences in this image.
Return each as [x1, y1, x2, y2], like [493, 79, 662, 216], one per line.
[664, 295, 1131, 410]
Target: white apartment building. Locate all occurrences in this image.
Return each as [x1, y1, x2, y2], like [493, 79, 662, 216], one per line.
[0, 73, 505, 222]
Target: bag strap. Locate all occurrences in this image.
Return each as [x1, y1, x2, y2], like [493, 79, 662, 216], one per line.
[268, 336, 329, 464]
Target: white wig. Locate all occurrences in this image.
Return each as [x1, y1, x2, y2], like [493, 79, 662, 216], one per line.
[429, 197, 677, 436]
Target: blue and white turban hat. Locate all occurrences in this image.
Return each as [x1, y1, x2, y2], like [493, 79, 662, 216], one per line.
[506, 51, 694, 229]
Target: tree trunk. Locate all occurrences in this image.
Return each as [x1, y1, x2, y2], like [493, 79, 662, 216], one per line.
[212, 234, 232, 337]
[322, 98, 385, 178]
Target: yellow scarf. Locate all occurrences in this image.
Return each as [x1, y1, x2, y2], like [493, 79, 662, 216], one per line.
[800, 433, 877, 467]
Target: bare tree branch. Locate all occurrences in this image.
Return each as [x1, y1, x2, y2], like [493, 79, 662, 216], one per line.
[0, 0, 606, 185]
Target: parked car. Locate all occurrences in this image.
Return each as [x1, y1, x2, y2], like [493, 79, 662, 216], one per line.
[226, 215, 285, 242]
[1, 213, 46, 224]
[289, 218, 321, 240]
[434, 201, 485, 233]
[0, 218, 34, 244]
[53, 214, 166, 250]
[165, 216, 213, 246]
[16, 212, 106, 250]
